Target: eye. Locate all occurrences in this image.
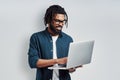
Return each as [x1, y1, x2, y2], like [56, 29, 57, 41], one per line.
[53, 19, 66, 24]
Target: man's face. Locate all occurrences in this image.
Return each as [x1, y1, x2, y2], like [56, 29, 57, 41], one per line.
[49, 14, 66, 35]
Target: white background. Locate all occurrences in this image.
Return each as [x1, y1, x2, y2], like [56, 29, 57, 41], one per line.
[0, 0, 120, 80]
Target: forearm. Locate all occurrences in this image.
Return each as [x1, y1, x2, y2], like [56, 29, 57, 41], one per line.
[36, 59, 57, 68]
[36, 57, 67, 68]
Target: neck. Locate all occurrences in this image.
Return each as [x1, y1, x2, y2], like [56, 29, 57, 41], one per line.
[47, 27, 59, 36]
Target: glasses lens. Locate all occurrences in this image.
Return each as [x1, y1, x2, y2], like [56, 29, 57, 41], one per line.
[53, 19, 66, 24]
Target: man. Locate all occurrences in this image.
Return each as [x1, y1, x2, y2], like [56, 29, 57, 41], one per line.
[28, 5, 79, 80]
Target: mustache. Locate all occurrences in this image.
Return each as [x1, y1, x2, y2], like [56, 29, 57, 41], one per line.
[56, 26, 62, 28]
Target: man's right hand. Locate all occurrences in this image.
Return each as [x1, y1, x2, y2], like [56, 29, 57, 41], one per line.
[56, 57, 67, 64]
[36, 57, 67, 68]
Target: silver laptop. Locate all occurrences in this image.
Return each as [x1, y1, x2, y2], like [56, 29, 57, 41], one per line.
[48, 40, 95, 70]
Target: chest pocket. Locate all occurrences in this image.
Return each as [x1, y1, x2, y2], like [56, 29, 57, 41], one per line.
[57, 41, 70, 58]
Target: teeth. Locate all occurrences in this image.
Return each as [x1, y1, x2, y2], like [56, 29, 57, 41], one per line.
[57, 27, 62, 30]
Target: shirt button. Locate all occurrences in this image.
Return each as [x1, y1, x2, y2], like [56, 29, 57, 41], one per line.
[51, 50, 53, 52]
[50, 40, 53, 42]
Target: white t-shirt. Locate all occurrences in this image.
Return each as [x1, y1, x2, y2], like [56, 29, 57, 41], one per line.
[52, 36, 59, 80]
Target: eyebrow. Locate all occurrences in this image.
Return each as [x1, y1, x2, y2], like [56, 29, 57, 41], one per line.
[54, 19, 66, 21]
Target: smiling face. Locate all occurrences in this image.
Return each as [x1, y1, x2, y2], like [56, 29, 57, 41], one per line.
[48, 13, 66, 36]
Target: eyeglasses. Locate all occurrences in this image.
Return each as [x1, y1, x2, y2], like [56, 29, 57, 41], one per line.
[53, 19, 67, 25]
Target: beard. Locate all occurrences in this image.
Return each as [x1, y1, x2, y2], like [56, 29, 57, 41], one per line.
[49, 23, 62, 35]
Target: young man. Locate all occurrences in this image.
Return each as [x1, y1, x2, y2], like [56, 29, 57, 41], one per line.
[28, 5, 78, 80]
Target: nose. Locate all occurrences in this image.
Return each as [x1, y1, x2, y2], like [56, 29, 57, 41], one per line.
[59, 22, 64, 26]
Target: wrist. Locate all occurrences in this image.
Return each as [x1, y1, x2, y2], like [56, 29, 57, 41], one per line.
[54, 59, 58, 64]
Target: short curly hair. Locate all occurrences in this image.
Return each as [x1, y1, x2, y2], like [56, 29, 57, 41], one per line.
[44, 5, 68, 27]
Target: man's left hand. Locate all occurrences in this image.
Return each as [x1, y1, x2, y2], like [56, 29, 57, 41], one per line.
[69, 68, 76, 73]
[69, 65, 83, 73]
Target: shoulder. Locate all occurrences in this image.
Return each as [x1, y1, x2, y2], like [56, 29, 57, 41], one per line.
[30, 30, 46, 41]
[30, 30, 45, 38]
[61, 32, 73, 42]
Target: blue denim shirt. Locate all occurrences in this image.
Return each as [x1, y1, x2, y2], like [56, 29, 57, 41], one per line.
[28, 28, 73, 80]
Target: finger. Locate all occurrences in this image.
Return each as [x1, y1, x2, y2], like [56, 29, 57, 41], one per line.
[69, 68, 76, 73]
[75, 65, 83, 68]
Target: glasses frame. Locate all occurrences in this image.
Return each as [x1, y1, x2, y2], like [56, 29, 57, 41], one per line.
[53, 19, 67, 25]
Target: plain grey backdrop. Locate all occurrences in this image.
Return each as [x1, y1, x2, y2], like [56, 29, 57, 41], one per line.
[0, 0, 120, 80]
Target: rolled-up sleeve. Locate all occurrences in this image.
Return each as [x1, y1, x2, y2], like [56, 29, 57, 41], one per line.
[28, 34, 39, 68]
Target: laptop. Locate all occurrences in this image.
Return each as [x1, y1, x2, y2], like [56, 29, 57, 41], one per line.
[48, 40, 95, 70]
